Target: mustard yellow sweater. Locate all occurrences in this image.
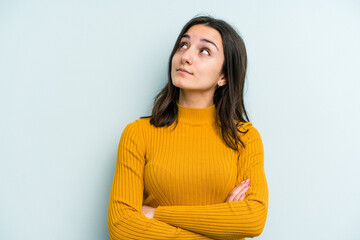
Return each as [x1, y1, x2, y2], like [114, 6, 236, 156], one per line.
[108, 103, 269, 240]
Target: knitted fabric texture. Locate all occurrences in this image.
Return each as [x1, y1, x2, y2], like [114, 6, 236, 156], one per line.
[108, 103, 268, 239]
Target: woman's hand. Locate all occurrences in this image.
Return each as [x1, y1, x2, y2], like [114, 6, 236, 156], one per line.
[225, 179, 250, 202]
[142, 204, 156, 219]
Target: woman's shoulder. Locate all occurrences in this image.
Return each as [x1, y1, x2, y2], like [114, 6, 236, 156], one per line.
[235, 121, 262, 142]
[134, 117, 152, 128]
[123, 117, 151, 131]
[119, 118, 151, 145]
[235, 121, 253, 131]
[122, 117, 158, 137]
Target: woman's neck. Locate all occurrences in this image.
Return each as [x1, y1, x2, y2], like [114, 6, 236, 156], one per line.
[178, 88, 215, 108]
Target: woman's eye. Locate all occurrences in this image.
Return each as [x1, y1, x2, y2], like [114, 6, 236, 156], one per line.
[201, 48, 210, 55]
[179, 42, 188, 49]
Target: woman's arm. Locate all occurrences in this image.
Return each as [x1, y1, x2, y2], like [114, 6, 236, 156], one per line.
[108, 120, 213, 240]
[153, 126, 269, 240]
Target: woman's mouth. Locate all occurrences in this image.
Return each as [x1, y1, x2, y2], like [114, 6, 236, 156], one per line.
[176, 68, 192, 75]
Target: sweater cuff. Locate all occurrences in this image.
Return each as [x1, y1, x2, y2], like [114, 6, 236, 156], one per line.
[154, 206, 166, 221]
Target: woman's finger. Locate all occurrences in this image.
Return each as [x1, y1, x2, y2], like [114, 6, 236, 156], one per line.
[234, 193, 245, 201]
[226, 179, 249, 202]
[230, 181, 250, 201]
[239, 193, 245, 201]
[234, 185, 250, 201]
[226, 182, 245, 202]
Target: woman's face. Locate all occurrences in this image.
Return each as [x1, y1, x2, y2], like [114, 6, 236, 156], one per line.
[171, 24, 226, 92]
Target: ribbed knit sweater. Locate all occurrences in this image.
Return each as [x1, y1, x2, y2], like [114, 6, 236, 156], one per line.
[108, 103, 268, 240]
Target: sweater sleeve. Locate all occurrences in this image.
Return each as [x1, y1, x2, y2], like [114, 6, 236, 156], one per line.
[153, 126, 269, 240]
[108, 120, 213, 240]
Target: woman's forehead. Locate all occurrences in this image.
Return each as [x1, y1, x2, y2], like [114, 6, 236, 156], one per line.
[184, 25, 221, 42]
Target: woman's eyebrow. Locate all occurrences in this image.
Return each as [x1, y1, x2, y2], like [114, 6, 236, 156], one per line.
[181, 34, 219, 51]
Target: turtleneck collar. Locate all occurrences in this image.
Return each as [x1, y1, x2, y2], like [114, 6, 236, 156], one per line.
[176, 102, 216, 125]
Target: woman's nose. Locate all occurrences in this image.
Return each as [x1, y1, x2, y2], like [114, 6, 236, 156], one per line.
[181, 49, 193, 65]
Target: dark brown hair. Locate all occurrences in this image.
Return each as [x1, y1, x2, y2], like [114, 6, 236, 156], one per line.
[141, 15, 250, 151]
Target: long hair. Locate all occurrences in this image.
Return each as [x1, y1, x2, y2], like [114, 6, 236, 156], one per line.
[141, 15, 250, 151]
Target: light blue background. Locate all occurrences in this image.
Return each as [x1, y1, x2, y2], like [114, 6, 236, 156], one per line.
[1, 0, 359, 239]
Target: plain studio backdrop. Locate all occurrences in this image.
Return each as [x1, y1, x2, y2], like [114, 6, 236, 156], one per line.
[1, 0, 359, 239]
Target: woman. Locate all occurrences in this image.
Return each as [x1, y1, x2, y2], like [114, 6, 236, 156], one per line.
[108, 15, 268, 240]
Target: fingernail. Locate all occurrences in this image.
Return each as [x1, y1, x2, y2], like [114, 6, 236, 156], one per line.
[246, 179, 249, 183]
[246, 183, 250, 187]
[241, 180, 244, 184]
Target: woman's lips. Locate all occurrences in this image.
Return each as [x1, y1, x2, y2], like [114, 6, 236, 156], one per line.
[177, 68, 192, 75]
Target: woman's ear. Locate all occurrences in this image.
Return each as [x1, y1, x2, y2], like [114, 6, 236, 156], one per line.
[217, 76, 226, 87]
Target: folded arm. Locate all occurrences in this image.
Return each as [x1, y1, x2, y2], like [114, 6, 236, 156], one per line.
[153, 127, 269, 239]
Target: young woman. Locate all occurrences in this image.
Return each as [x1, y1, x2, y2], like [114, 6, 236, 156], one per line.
[108, 16, 269, 240]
